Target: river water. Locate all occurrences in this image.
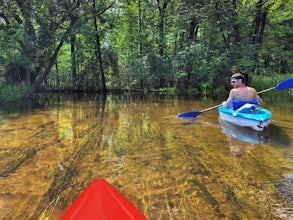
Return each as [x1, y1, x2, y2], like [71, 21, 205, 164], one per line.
[0, 93, 292, 219]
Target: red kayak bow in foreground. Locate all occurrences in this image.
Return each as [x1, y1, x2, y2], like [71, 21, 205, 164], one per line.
[61, 179, 147, 220]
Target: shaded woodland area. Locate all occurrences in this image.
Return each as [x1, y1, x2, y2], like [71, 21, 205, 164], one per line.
[0, 0, 292, 98]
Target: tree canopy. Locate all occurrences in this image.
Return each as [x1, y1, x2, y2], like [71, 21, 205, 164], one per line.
[0, 0, 292, 93]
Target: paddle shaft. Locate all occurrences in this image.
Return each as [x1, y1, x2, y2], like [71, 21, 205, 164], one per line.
[200, 104, 222, 113]
[256, 87, 275, 94]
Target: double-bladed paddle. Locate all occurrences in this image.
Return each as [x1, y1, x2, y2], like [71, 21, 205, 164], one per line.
[177, 78, 293, 119]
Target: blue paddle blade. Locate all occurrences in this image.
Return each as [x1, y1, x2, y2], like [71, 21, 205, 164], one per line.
[275, 78, 293, 90]
[177, 111, 201, 119]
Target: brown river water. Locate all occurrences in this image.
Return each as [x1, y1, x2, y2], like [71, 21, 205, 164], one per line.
[0, 93, 292, 219]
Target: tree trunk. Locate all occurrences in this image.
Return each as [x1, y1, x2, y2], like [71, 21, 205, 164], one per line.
[18, 0, 82, 90]
[15, 0, 37, 85]
[55, 61, 60, 88]
[250, 0, 268, 73]
[215, 1, 230, 49]
[71, 36, 77, 87]
[232, 0, 241, 45]
[157, 0, 169, 57]
[251, 0, 267, 45]
[138, 0, 144, 89]
[32, 33, 67, 90]
[138, 0, 143, 57]
[188, 17, 198, 43]
[258, 9, 267, 44]
[92, 0, 107, 92]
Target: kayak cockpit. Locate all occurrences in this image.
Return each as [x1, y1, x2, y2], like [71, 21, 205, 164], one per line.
[218, 105, 272, 131]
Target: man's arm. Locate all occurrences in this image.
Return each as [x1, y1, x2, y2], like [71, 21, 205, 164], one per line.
[255, 90, 263, 103]
[222, 89, 234, 108]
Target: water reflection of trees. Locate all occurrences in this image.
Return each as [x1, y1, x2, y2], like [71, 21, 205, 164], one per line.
[0, 93, 292, 219]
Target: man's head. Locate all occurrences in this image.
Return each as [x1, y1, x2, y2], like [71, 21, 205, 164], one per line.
[231, 73, 246, 87]
[231, 73, 245, 80]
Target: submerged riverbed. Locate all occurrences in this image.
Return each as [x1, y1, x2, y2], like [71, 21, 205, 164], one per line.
[0, 93, 292, 219]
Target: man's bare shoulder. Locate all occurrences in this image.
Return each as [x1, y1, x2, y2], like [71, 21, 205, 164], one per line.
[247, 86, 257, 92]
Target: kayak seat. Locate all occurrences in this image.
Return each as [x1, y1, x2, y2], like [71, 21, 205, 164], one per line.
[232, 100, 259, 110]
[237, 103, 259, 113]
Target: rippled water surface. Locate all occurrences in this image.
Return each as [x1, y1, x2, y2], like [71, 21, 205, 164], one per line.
[0, 93, 292, 219]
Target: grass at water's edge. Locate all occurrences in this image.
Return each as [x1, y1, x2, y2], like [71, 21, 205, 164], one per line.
[0, 74, 292, 102]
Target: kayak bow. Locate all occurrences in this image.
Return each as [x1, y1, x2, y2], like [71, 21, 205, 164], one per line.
[61, 179, 147, 220]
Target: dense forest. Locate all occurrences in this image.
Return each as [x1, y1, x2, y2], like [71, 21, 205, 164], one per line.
[0, 0, 292, 99]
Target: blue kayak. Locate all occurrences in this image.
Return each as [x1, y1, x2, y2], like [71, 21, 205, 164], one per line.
[218, 105, 272, 131]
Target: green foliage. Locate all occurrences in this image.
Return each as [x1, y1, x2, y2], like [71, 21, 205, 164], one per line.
[0, 84, 31, 102]
[0, 0, 292, 95]
[157, 87, 179, 94]
[146, 53, 170, 83]
[200, 82, 211, 91]
[213, 85, 228, 99]
[250, 73, 293, 92]
[156, 87, 199, 95]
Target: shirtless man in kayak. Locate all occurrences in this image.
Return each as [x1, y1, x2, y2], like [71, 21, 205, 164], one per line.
[222, 73, 262, 109]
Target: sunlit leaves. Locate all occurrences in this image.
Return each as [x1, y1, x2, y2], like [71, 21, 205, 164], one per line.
[0, 0, 292, 93]
[269, 0, 293, 22]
